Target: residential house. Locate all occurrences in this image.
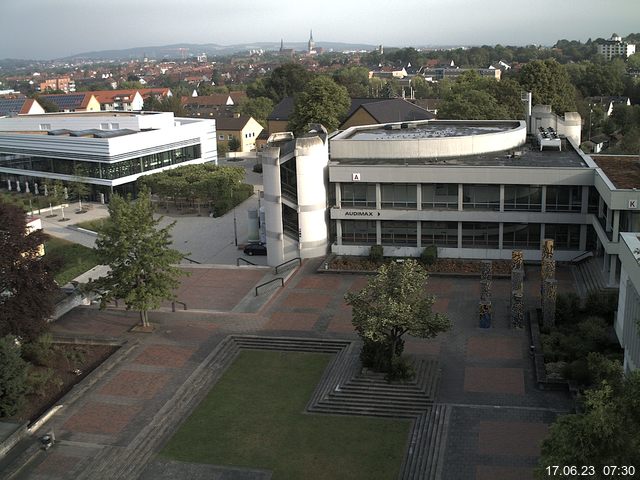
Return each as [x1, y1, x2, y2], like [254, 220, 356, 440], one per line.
[216, 115, 263, 152]
[340, 98, 435, 129]
[91, 90, 144, 111]
[38, 93, 101, 112]
[597, 34, 636, 60]
[0, 98, 45, 117]
[39, 77, 74, 93]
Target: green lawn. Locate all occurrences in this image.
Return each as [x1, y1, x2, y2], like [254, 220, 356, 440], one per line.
[161, 350, 411, 480]
[44, 237, 100, 285]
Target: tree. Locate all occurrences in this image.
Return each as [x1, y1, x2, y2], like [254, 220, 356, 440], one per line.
[535, 368, 640, 477]
[90, 190, 186, 328]
[518, 59, 577, 114]
[0, 201, 56, 341]
[260, 63, 314, 103]
[333, 66, 370, 97]
[288, 76, 350, 134]
[345, 259, 451, 378]
[237, 96, 273, 128]
[70, 165, 91, 211]
[228, 136, 241, 152]
[0, 336, 28, 417]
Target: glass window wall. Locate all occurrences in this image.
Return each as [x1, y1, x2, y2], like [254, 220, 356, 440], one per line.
[381, 221, 417, 246]
[341, 183, 376, 208]
[381, 184, 417, 209]
[463, 185, 500, 211]
[502, 223, 541, 249]
[545, 186, 582, 212]
[341, 220, 377, 245]
[422, 184, 458, 210]
[421, 221, 458, 247]
[461, 222, 500, 247]
[544, 224, 580, 249]
[504, 185, 542, 211]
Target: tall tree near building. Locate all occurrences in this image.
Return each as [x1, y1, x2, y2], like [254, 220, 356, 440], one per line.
[237, 96, 273, 128]
[262, 63, 314, 103]
[0, 335, 29, 417]
[518, 59, 577, 114]
[345, 260, 451, 379]
[90, 190, 185, 328]
[288, 76, 350, 134]
[0, 201, 56, 341]
[333, 66, 370, 97]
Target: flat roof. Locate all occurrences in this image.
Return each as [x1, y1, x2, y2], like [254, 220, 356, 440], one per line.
[331, 138, 588, 168]
[343, 120, 520, 141]
[591, 155, 640, 189]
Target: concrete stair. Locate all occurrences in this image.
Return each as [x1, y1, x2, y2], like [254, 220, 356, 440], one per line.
[399, 404, 452, 480]
[574, 257, 608, 297]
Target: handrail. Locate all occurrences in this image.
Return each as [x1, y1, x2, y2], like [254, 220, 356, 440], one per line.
[183, 256, 201, 264]
[255, 277, 284, 296]
[237, 257, 257, 266]
[171, 300, 187, 312]
[570, 251, 593, 264]
[274, 257, 301, 274]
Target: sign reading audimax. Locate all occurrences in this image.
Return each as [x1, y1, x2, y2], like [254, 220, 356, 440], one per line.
[343, 211, 381, 217]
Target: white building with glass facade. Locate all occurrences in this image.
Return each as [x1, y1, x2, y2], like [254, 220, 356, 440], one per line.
[0, 111, 217, 199]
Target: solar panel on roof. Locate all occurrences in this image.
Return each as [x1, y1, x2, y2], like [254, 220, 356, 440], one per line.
[0, 98, 26, 116]
[41, 94, 85, 110]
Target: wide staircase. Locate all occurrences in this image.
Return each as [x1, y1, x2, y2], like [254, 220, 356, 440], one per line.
[573, 255, 613, 297]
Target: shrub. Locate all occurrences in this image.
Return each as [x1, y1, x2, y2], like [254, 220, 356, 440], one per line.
[26, 367, 62, 397]
[541, 331, 575, 362]
[21, 333, 54, 367]
[563, 358, 591, 386]
[584, 290, 618, 324]
[420, 245, 438, 266]
[575, 316, 609, 354]
[369, 244, 384, 262]
[555, 293, 581, 326]
[386, 355, 415, 382]
[545, 361, 567, 381]
[587, 352, 623, 389]
[0, 336, 29, 417]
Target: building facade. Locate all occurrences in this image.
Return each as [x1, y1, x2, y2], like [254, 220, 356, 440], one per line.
[0, 111, 216, 199]
[597, 34, 636, 60]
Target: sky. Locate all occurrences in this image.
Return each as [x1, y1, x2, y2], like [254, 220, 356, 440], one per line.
[1, 0, 639, 60]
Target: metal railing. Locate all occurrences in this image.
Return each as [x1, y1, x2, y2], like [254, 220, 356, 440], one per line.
[237, 257, 257, 266]
[570, 251, 594, 264]
[171, 301, 187, 312]
[275, 257, 301, 274]
[255, 277, 284, 296]
[182, 256, 201, 264]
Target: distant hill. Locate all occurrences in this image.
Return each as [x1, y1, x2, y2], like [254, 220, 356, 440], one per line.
[58, 41, 380, 61]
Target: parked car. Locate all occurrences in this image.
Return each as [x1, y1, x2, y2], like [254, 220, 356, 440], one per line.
[244, 242, 267, 256]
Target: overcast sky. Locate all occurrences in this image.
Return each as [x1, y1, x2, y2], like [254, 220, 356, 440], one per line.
[1, 0, 639, 60]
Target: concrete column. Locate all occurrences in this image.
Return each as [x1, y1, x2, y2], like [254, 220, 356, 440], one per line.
[602, 252, 609, 273]
[498, 223, 504, 251]
[609, 255, 617, 287]
[336, 220, 342, 246]
[598, 195, 604, 218]
[261, 147, 285, 267]
[335, 182, 341, 207]
[581, 185, 589, 214]
[606, 206, 612, 232]
[458, 184, 464, 211]
[416, 184, 422, 211]
[613, 210, 620, 240]
[541, 185, 547, 213]
[499, 185, 505, 212]
[457, 222, 463, 249]
[417, 221, 422, 249]
[376, 220, 381, 245]
[579, 224, 587, 251]
[540, 223, 545, 250]
[376, 183, 381, 210]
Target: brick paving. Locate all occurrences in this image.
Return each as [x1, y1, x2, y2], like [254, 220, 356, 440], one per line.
[8, 260, 580, 480]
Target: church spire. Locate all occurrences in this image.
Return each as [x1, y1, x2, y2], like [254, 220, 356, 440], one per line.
[308, 29, 315, 54]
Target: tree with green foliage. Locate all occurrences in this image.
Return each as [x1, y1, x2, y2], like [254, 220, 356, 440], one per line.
[333, 66, 370, 97]
[237, 96, 273, 128]
[90, 190, 186, 328]
[288, 76, 350, 134]
[70, 165, 91, 211]
[0, 336, 29, 417]
[0, 201, 56, 341]
[518, 59, 577, 114]
[228, 136, 241, 152]
[345, 259, 451, 379]
[254, 63, 314, 103]
[438, 71, 523, 120]
[535, 366, 640, 477]
[33, 95, 59, 113]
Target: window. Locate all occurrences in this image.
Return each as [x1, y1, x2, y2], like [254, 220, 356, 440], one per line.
[341, 183, 376, 208]
[503, 223, 541, 249]
[544, 224, 580, 249]
[381, 184, 417, 209]
[342, 220, 377, 245]
[381, 221, 417, 246]
[219, 135, 224, 140]
[545, 186, 582, 212]
[39, 124, 51, 131]
[228, 135, 233, 140]
[504, 185, 541, 211]
[461, 222, 499, 247]
[422, 184, 458, 209]
[463, 185, 500, 211]
[100, 123, 110, 130]
[421, 221, 458, 246]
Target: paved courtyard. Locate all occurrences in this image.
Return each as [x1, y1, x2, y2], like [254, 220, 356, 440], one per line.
[2, 259, 576, 480]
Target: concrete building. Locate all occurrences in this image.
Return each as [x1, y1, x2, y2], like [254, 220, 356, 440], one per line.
[597, 33, 636, 60]
[0, 111, 216, 200]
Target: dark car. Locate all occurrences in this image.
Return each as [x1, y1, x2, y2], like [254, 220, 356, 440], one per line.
[243, 242, 267, 256]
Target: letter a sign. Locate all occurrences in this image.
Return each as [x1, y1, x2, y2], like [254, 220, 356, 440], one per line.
[352, 173, 361, 181]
